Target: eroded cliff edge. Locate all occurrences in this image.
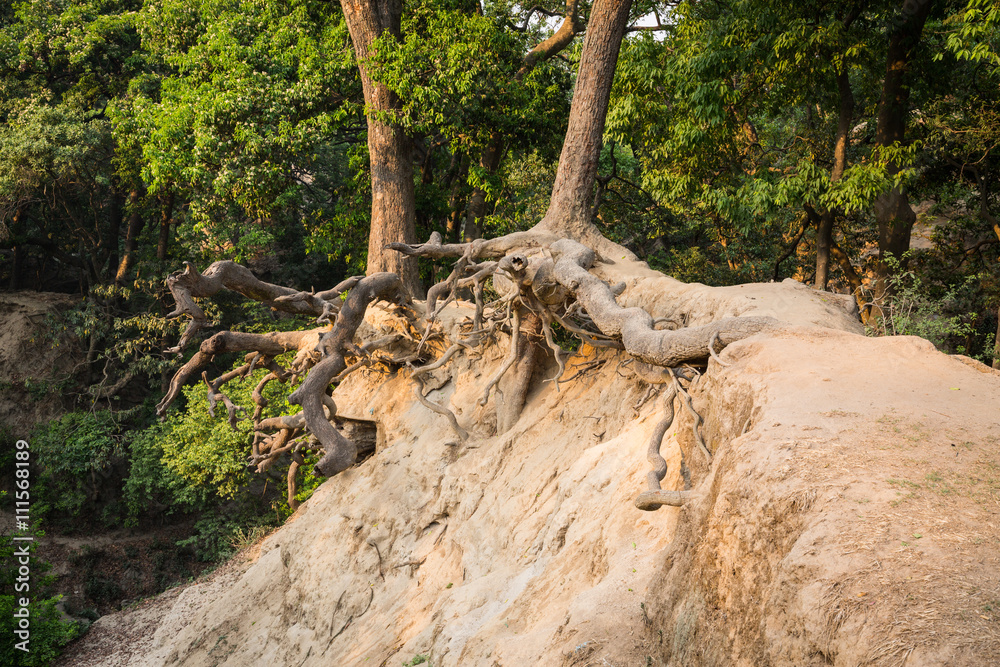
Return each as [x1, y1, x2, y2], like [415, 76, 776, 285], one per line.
[59, 278, 1000, 667]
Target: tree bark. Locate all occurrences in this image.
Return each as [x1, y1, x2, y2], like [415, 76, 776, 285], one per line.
[341, 0, 421, 297]
[107, 191, 122, 282]
[535, 0, 634, 255]
[873, 0, 933, 295]
[815, 68, 854, 291]
[115, 189, 145, 285]
[156, 191, 175, 262]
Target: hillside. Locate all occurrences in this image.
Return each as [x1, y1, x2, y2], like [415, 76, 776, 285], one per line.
[56, 275, 1000, 667]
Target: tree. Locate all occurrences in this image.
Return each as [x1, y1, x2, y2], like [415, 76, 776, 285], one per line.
[155, 0, 777, 512]
[0, 0, 146, 293]
[605, 0, 996, 315]
[340, 0, 421, 295]
[872, 0, 935, 296]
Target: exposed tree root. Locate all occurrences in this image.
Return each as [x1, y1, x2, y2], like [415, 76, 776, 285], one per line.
[496, 311, 543, 433]
[673, 372, 712, 462]
[287, 273, 409, 476]
[164, 259, 362, 352]
[635, 489, 692, 510]
[158, 230, 779, 512]
[410, 344, 468, 441]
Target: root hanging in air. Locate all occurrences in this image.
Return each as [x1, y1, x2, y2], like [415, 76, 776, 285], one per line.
[157, 229, 777, 513]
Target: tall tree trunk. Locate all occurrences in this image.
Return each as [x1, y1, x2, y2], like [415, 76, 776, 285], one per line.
[535, 0, 634, 255]
[157, 191, 175, 262]
[816, 68, 855, 291]
[873, 0, 933, 296]
[107, 191, 122, 282]
[463, 141, 503, 241]
[462, 0, 584, 241]
[115, 189, 145, 285]
[8, 208, 23, 290]
[341, 0, 421, 297]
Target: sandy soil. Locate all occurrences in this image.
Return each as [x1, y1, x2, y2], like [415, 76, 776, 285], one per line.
[54, 277, 999, 667]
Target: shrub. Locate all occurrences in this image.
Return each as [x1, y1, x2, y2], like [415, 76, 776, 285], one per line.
[866, 256, 978, 352]
[0, 531, 85, 666]
[30, 411, 125, 530]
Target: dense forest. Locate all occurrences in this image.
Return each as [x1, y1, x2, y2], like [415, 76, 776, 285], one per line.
[1, 0, 998, 663]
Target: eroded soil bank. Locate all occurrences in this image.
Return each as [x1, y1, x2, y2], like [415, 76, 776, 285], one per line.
[58, 278, 1000, 667]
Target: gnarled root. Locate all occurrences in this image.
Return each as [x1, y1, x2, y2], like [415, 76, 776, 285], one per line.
[410, 344, 468, 441]
[164, 259, 362, 352]
[496, 311, 543, 433]
[634, 380, 693, 511]
[635, 489, 692, 510]
[158, 224, 779, 510]
[288, 272, 409, 477]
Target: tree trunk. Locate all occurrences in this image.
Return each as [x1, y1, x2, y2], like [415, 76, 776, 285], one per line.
[463, 140, 503, 241]
[107, 191, 122, 282]
[157, 191, 175, 262]
[815, 68, 854, 292]
[873, 0, 933, 295]
[8, 208, 23, 290]
[535, 0, 634, 254]
[341, 0, 421, 297]
[446, 154, 468, 243]
[116, 189, 145, 285]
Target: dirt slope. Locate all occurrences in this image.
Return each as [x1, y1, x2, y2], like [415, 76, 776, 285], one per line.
[58, 279, 1000, 667]
[0, 291, 81, 437]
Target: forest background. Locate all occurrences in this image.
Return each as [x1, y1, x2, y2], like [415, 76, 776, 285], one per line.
[0, 0, 997, 664]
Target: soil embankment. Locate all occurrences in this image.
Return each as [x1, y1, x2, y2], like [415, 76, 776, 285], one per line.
[0, 291, 81, 437]
[58, 277, 1000, 666]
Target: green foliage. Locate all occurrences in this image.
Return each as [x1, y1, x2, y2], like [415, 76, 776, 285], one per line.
[130, 0, 363, 263]
[486, 150, 558, 236]
[30, 411, 125, 530]
[125, 355, 322, 558]
[0, 531, 85, 666]
[123, 418, 198, 526]
[0, 595, 83, 666]
[155, 362, 297, 499]
[867, 254, 979, 353]
[369, 5, 569, 157]
[176, 511, 282, 562]
[936, 0, 1000, 69]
